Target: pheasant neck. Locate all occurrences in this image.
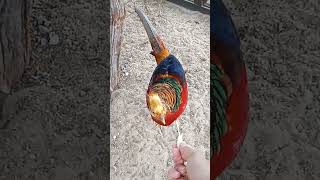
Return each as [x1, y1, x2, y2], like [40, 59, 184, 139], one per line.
[153, 48, 170, 64]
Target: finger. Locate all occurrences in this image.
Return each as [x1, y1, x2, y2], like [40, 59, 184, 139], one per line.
[168, 167, 181, 180]
[179, 143, 194, 161]
[173, 146, 184, 164]
[174, 164, 187, 176]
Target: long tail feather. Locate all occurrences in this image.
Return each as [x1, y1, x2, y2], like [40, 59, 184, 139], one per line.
[135, 7, 162, 53]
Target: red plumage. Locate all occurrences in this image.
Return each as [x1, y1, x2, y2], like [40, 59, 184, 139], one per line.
[211, 0, 249, 178]
[211, 55, 249, 177]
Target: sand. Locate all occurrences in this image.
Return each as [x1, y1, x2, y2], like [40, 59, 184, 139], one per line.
[0, 0, 109, 179]
[110, 0, 210, 179]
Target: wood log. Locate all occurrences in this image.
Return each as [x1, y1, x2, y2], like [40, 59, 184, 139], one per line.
[0, 0, 31, 128]
[110, 0, 125, 91]
[0, 0, 31, 94]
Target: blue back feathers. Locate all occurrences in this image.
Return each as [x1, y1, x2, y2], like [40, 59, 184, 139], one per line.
[211, 0, 243, 86]
[151, 55, 186, 84]
[211, 0, 240, 50]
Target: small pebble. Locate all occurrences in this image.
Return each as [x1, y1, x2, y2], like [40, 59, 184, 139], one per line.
[296, 123, 303, 133]
[40, 38, 48, 46]
[30, 154, 36, 159]
[39, 25, 50, 34]
[49, 32, 59, 45]
[79, 90, 86, 97]
[50, 158, 55, 164]
[37, 16, 46, 25]
[37, 16, 50, 26]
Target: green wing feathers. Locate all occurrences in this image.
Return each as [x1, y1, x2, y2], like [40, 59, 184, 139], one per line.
[211, 64, 229, 156]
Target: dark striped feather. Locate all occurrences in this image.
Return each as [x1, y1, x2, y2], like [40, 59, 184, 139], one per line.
[211, 63, 229, 157]
[151, 78, 182, 113]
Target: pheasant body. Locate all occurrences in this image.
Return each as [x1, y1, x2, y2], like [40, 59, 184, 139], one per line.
[211, 0, 249, 178]
[135, 8, 188, 126]
[147, 55, 188, 126]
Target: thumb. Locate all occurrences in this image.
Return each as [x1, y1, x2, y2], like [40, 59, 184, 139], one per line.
[179, 142, 195, 161]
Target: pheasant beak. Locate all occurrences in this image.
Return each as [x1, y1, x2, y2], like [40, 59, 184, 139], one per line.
[135, 7, 170, 64]
[160, 115, 166, 126]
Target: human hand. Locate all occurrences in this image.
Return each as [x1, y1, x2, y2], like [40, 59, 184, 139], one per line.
[167, 143, 210, 180]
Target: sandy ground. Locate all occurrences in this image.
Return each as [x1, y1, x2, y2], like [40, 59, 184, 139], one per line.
[0, 0, 109, 179]
[219, 0, 320, 179]
[110, 0, 210, 179]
